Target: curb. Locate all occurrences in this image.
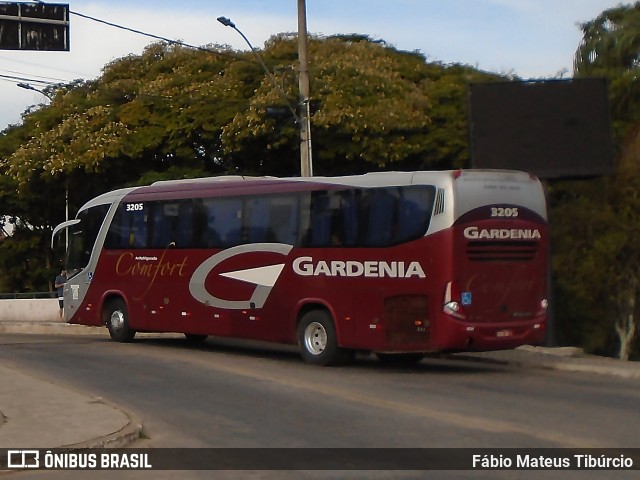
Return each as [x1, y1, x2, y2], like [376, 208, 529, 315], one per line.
[0, 321, 107, 336]
[516, 345, 585, 357]
[453, 347, 640, 380]
[64, 397, 143, 449]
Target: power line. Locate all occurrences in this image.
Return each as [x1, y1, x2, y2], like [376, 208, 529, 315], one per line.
[69, 10, 246, 62]
[0, 73, 57, 86]
[0, 68, 69, 84]
[2, 3, 254, 95]
[30, 0, 250, 62]
[0, 55, 92, 78]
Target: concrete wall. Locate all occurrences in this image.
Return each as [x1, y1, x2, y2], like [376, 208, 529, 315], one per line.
[0, 299, 60, 322]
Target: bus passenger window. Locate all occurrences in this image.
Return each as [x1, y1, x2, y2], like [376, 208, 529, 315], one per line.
[201, 198, 243, 248]
[192, 199, 209, 248]
[176, 200, 194, 247]
[148, 203, 169, 248]
[148, 202, 179, 248]
[269, 195, 298, 245]
[363, 188, 398, 247]
[339, 190, 358, 246]
[304, 190, 359, 248]
[308, 192, 331, 247]
[105, 203, 148, 249]
[246, 197, 270, 243]
[145, 200, 194, 248]
[395, 186, 435, 243]
[129, 212, 147, 247]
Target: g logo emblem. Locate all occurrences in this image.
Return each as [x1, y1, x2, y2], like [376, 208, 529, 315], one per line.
[189, 243, 293, 309]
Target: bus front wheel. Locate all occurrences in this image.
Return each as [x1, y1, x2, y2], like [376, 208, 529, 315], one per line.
[106, 298, 136, 342]
[297, 310, 352, 366]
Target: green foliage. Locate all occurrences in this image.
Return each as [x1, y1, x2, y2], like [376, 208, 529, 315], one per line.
[550, 131, 640, 359]
[0, 223, 55, 293]
[221, 34, 498, 175]
[552, 2, 640, 359]
[574, 2, 640, 140]
[0, 35, 499, 294]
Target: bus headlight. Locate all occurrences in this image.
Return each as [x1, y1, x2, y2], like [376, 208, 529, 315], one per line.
[443, 281, 466, 319]
[444, 301, 465, 319]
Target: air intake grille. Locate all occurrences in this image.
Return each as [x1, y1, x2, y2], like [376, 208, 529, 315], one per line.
[466, 241, 538, 262]
[433, 188, 445, 216]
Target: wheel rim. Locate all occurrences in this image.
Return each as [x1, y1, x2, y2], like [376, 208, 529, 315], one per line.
[303, 321, 327, 356]
[110, 310, 125, 332]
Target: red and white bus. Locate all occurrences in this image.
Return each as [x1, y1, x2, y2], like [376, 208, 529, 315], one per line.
[52, 170, 548, 365]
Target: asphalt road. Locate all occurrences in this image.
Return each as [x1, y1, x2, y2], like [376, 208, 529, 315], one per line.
[1, 333, 639, 479]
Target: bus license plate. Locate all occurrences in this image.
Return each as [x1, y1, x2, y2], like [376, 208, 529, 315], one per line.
[496, 329, 513, 338]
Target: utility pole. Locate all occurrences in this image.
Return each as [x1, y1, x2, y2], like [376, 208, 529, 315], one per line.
[219, 1, 314, 177]
[297, 0, 313, 177]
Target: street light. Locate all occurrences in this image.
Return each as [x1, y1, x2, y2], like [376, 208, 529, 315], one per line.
[217, 11, 313, 177]
[216, 17, 297, 120]
[18, 82, 66, 246]
[17, 82, 53, 100]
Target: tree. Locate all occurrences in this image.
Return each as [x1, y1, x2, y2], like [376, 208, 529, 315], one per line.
[552, 2, 640, 359]
[222, 34, 497, 175]
[0, 36, 500, 293]
[574, 2, 640, 141]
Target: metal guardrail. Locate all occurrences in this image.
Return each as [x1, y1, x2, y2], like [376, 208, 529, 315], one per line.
[0, 292, 56, 300]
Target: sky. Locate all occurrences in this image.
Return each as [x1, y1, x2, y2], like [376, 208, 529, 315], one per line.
[0, 0, 630, 130]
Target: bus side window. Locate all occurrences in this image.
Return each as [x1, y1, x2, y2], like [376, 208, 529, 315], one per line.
[149, 202, 170, 248]
[340, 190, 358, 246]
[129, 211, 147, 247]
[105, 203, 147, 249]
[246, 197, 270, 243]
[363, 188, 398, 247]
[243, 195, 299, 245]
[201, 198, 243, 248]
[192, 199, 209, 248]
[395, 186, 435, 242]
[146, 200, 193, 248]
[297, 192, 311, 247]
[269, 195, 298, 245]
[176, 200, 194, 247]
[304, 190, 357, 247]
[309, 192, 331, 246]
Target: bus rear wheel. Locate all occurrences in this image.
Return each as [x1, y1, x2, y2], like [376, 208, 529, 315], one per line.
[106, 298, 136, 342]
[297, 310, 352, 366]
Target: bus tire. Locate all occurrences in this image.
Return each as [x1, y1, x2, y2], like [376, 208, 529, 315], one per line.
[297, 310, 352, 366]
[106, 298, 136, 342]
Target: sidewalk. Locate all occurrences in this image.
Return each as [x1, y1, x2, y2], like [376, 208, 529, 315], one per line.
[455, 345, 640, 380]
[0, 318, 142, 457]
[0, 318, 639, 454]
[0, 363, 142, 450]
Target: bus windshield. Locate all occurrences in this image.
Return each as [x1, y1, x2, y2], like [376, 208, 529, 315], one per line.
[66, 205, 110, 278]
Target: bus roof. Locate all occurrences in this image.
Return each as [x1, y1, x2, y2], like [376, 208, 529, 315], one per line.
[76, 169, 541, 213]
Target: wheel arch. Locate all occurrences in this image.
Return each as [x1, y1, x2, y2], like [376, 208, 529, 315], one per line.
[100, 290, 128, 326]
[294, 300, 341, 345]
